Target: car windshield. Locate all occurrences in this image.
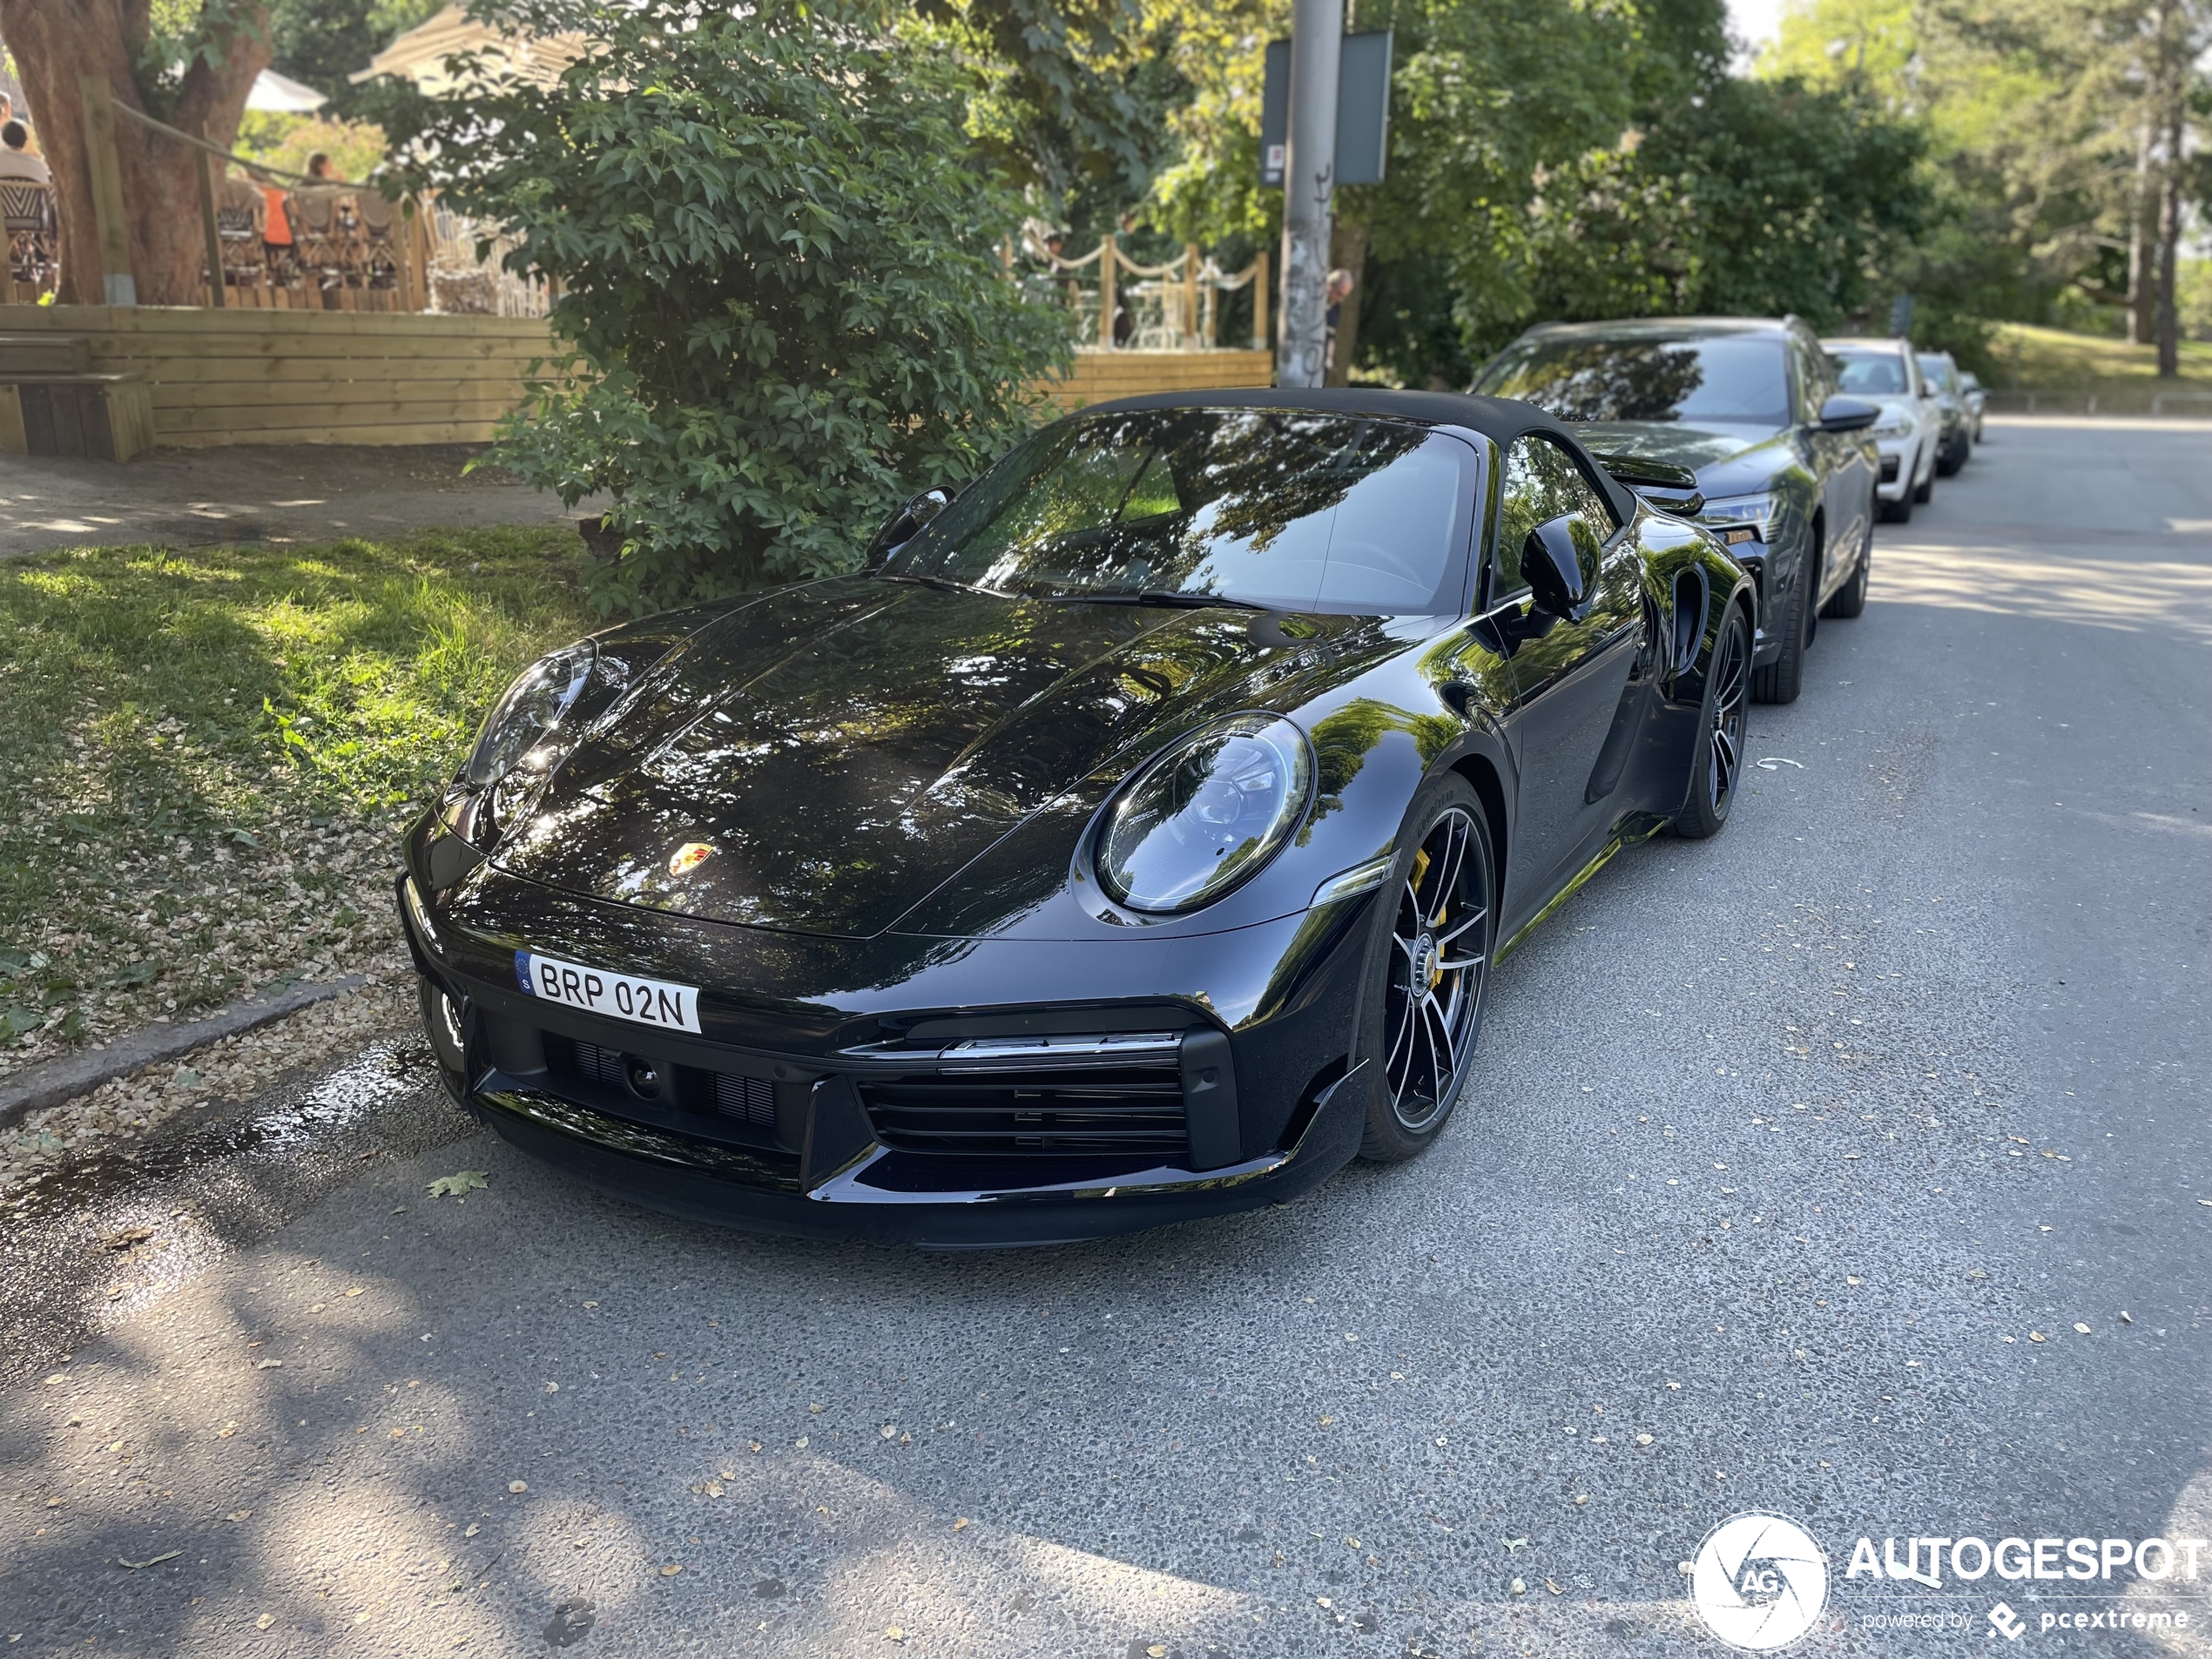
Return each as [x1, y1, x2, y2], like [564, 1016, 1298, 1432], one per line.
[1472, 335, 1790, 426]
[889, 408, 1475, 615]
[1831, 350, 1912, 395]
[1918, 355, 1957, 393]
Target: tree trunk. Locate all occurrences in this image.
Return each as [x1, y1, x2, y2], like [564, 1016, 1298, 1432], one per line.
[1325, 218, 1369, 388]
[2155, 113, 2182, 379]
[0, 0, 269, 307]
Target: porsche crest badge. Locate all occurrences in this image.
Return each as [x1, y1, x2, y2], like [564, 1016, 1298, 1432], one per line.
[668, 840, 717, 877]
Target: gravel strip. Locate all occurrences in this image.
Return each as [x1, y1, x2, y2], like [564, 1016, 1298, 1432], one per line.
[0, 974, 416, 1192]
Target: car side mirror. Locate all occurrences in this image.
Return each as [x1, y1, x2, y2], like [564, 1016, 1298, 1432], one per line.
[865, 487, 954, 570]
[1522, 515, 1589, 618]
[1817, 395, 1880, 434]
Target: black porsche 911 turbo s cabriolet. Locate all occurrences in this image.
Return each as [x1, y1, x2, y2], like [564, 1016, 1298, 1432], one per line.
[397, 389, 1754, 1245]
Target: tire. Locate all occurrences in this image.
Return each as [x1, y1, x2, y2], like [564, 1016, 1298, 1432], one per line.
[1352, 774, 1494, 1163]
[1821, 518, 1871, 619]
[417, 972, 469, 1101]
[1669, 604, 1750, 840]
[1936, 430, 1966, 476]
[1750, 534, 1813, 705]
[1913, 462, 1933, 503]
[1878, 491, 1912, 524]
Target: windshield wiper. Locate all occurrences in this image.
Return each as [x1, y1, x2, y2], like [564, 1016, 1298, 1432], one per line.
[882, 570, 985, 597]
[1044, 589, 1271, 613]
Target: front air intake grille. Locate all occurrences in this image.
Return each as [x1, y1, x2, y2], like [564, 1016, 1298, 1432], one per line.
[715, 1072, 776, 1130]
[1879, 455, 1900, 483]
[856, 1040, 1189, 1159]
[562, 1037, 626, 1089]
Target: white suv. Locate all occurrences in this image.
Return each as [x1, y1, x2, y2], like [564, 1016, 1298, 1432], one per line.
[1824, 337, 1939, 523]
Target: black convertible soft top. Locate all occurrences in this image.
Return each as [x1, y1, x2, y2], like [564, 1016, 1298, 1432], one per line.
[1071, 386, 1641, 524]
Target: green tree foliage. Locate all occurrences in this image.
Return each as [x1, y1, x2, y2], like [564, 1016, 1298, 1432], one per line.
[369, 0, 1074, 615]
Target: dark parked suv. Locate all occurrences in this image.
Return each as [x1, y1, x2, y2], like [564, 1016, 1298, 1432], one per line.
[1472, 317, 1879, 705]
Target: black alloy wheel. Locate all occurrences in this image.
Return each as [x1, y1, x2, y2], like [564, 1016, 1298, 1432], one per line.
[1670, 606, 1750, 840]
[1822, 516, 1871, 619]
[1357, 776, 1494, 1162]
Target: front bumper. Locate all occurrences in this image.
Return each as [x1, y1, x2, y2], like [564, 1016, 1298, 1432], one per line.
[1872, 435, 1919, 500]
[395, 833, 1376, 1244]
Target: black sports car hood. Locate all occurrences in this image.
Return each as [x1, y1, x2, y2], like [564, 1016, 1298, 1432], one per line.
[1570, 421, 1796, 499]
[489, 577, 1394, 938]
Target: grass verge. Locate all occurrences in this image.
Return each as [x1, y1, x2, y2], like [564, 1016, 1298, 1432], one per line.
[0, 527, 592, 1077]
[1990, 322, 2212, 393]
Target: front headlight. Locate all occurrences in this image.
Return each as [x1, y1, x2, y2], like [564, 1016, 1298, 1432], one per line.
[465, 640, 596, 790]
[1096, 713, 1314, 914]
[1700, 492, 1779, 548]
[1871, 414, 1912, 437]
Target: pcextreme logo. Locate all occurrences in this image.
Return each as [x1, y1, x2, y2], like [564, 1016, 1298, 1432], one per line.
[1691, 1512, 1831, 1651]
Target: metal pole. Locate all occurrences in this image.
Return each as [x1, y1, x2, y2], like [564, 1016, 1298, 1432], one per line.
[1275, 0, 1341, 389]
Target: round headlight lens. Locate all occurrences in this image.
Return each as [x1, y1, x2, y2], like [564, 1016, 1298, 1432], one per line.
[465, 641, 596, 789]
[1096, 714, 1313, 914]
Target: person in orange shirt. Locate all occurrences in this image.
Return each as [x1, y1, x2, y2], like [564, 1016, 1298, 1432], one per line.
[259, 175, 293, 278]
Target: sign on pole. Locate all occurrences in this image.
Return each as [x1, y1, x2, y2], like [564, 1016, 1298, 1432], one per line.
[1260, 31, 1393, 189]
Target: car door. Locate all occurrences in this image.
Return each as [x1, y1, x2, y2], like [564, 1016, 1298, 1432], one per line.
[1793, 333, 1865, 602]
[1484, 432, 1642, 921]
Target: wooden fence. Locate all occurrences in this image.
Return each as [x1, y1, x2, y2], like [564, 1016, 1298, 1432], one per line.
[0, 305, 550, 448]
[0, 306, 1272, 452]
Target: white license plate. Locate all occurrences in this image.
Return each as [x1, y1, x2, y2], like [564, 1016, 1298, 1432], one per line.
[515, 950, 702, 1035]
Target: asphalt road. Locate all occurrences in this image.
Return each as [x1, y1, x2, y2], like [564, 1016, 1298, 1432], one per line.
[4, 415, 2209, 1659]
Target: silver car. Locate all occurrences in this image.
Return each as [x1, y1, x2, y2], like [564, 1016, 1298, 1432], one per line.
[1824, 336, 1938, 523]
[1957, 369, 1987, 443]
[1917, 352, 1973, 475]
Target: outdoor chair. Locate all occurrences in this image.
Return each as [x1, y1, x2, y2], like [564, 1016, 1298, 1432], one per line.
[2, 180, 57, 292]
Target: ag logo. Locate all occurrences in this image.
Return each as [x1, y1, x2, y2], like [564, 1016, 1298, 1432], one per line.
[1691, 1512, 1830, 1650]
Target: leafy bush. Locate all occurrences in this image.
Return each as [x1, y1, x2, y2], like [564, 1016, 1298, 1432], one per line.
[373, 0, 1073, 615]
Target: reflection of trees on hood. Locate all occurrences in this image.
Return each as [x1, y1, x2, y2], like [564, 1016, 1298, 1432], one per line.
[1491, 343, 1705, 422]
[1300, 695, 1459, 843]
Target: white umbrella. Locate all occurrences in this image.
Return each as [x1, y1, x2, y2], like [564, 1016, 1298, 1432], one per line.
[246, 69, 327, 113]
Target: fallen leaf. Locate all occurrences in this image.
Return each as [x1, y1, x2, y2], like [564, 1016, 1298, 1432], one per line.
[508, 1481, 528, 1494]
[2073, 1323, 2090, 1334]
[463, 1523, 480, 1538]
[660, 1564, 682, 1577]
[1546, 1578, 1564, 1595]
[544, 1382, 560, 1393]
[427, 1170, 489, 1198]
[1318, 1415, 1334, 1426]
[119, 1550, 181, 1569]
[1845, 1276, 1862, 1286]
[880, 1425, 898, 1440]
[883, 1627, 905, 1643]
[1502, 1537, 1528, 1552]
[2028, 1332, 2047, 1343]
[953, 1517, 970, 1532]
[1574, 1494, 1588, 1506]
[345, 1288, 363, 1298]
[1510, 1577, 1527, 1596]
[254, 1359, 282, 1370]
[1149, 1648, 1167, 1659]
[2120, 1311, 2133, 1324]
[1635, 1433, 1654, 1446]
[256, 1614, 276, 1631]
[225, 1510, 251, 1523]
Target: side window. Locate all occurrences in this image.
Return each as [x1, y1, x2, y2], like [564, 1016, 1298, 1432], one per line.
[1792, 339, 1833, 415]
[1493, 435, 1618, 602]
